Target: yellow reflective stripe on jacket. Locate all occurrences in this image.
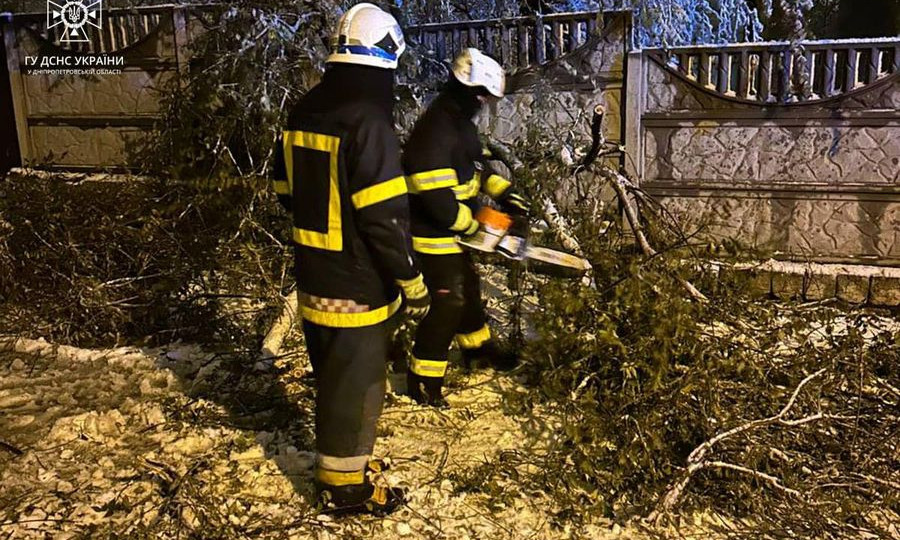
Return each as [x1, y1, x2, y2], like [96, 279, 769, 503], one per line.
[272, 179, 290, 195]
[456, 324, 492, 349]
[284, 130, 343, 251]
[351, 176, 407, 209]
[299, 294, 402, 328]
[410, 356, 448, 377]
[407, 168, 458, 193]
[315, 468, 365, 486]
[412, 236, 463, 255]
[452, 173, 481, 200]
[482, 174, 511, 199]
[449, 204, 474, 233]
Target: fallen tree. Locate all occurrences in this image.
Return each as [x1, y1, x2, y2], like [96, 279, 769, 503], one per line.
[464, 100, 900, 537]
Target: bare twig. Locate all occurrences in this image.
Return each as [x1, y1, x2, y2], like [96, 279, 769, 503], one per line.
[0, 440, 23, 456]
[648, 368, 834, 523]
[705, 461, 803, 499]
[851, 473, 900, 492]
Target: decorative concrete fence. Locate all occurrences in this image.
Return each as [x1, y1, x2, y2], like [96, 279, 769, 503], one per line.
[0, 4, 193, 170]
[412, 13, 899, 270]
[627, 40, 899, 267]
[662, 39, 899, 102]
[2, 6, 898, 278]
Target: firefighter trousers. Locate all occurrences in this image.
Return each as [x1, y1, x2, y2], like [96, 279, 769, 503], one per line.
[410, 251, 492, 379]
[302, 319, 388, 486]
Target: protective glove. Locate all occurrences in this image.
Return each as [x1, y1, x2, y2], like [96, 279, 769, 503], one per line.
[396, 274, 430, 320]
[499, 191, 529, 216]
[461, 217, 481, 237]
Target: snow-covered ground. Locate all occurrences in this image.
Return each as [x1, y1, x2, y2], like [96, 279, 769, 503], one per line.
[4, 253, 894, 538]
[0, 336, 637, 539]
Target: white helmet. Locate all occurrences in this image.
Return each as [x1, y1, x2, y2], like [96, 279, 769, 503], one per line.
[452, 48, 505, 98]
[327, 3, 406, 70]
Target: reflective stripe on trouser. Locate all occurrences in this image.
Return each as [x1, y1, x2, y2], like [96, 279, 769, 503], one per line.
[456, 324, 491, 350]
[409, 356, 448, 377]
[302, 320, 389, 486]
[411, 252, 486, 376]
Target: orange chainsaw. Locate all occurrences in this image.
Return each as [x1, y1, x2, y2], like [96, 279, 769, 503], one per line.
[458, 207, 591, 276]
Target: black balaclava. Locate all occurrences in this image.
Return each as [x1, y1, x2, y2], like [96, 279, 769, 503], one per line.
[442, 77, 486, 120]
[319, 63, 396, 117]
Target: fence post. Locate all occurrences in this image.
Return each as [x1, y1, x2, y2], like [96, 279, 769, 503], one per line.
[801, 49, 814, 99]
[698, 52, 710, 88]
[484, 23, 496, 56]
[823, 48, 836, 96]
[500, 24, 510, 66]
[568, 18, 579, 52]
[436, 29, 446, 61]
[535, 16, 546, 64]
[758, 50, 772, 101]
[845, 48, 858, 91]
[868, 47, 880, 82]
[549, 19, 560, 60]
[716, 51, 729, 94]
[624, 50, 644, 183]
[2, 17, 31, 165]
[737, 50, 750, 98]
[517, 23, 528, 68]
[172, 7, 189, 76]
[779, 49, 792, 102]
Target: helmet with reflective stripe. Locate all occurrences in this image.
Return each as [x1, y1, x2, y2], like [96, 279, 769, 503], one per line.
[451, 48, 505, 98]
[327, 3, 406, 70]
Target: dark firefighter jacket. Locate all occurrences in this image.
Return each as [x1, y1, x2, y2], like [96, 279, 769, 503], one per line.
[272, 65, 418, 328]
[402, 81, 514, 255]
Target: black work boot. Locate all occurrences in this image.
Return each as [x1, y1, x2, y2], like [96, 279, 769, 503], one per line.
[406, 371, 449, 408]
[316, 479, 406, 517]
[461, 341, 519, 372]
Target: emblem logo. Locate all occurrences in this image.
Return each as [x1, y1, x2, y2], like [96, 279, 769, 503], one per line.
[47, 1, 103, 44]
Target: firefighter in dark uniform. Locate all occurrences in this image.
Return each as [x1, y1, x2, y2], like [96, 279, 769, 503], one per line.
[272, 3, 429, 515]
[403, 48, 528, 407]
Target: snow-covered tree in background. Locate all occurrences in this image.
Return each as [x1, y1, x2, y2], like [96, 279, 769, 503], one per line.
[779, 0, 814, 97]
[598, 0, 766, 47]
[397, 0, 824, 46]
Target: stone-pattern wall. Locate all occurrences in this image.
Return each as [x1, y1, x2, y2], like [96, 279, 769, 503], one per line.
[481, 13, 629, 148]
[639, 54, 900, 266]
[27, 126, 144, 168]
[23, 67, 171, 117]
[657, 195, 898, 263]
[645, 125, 899, 186]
